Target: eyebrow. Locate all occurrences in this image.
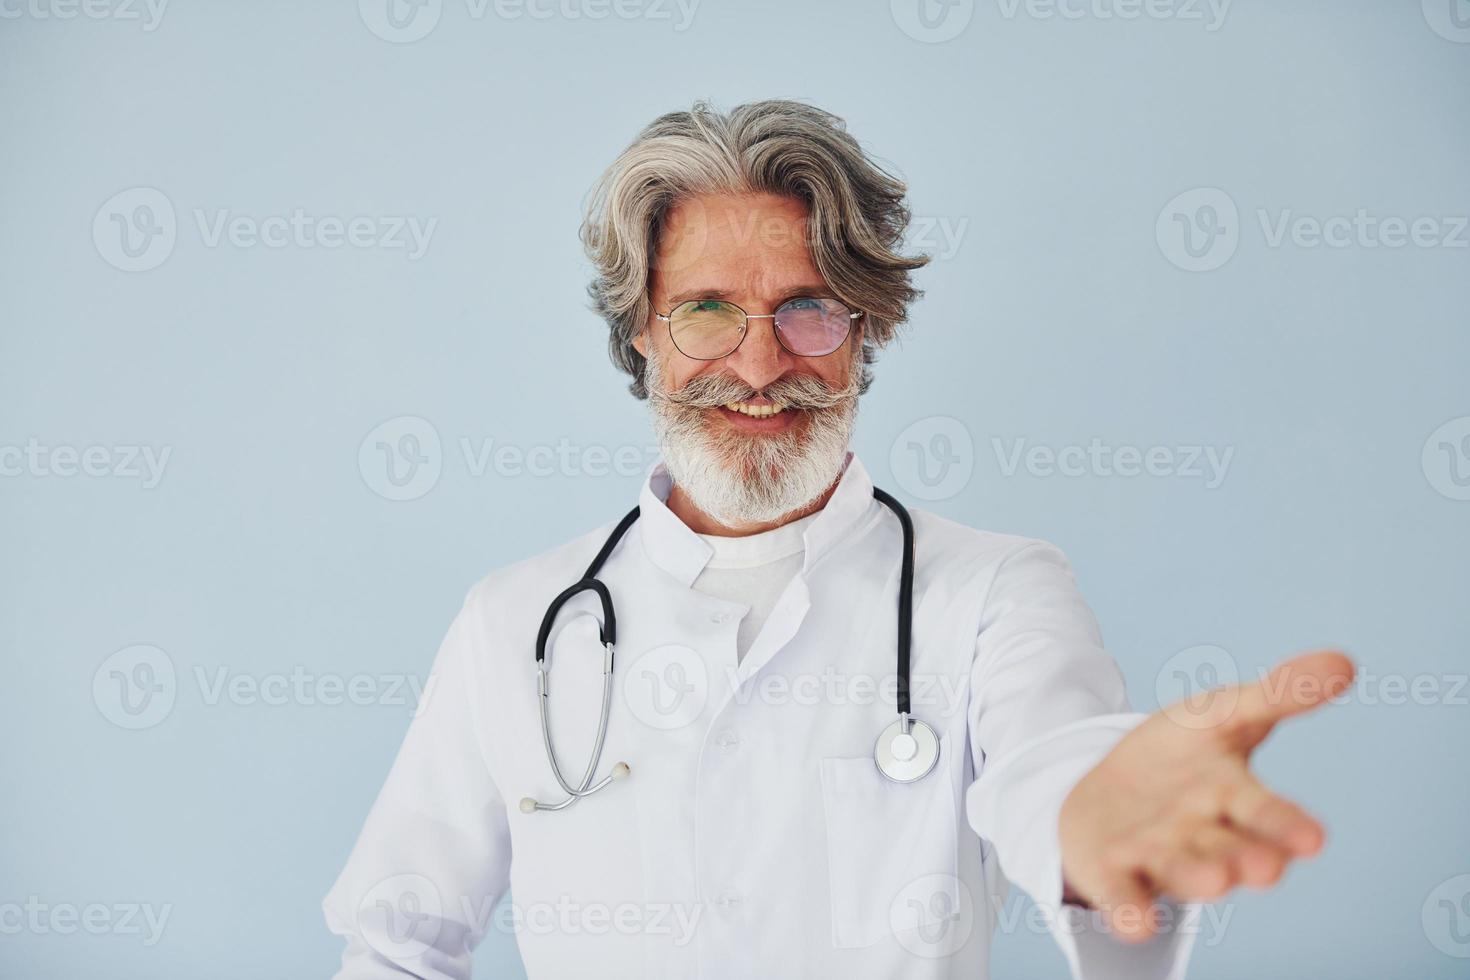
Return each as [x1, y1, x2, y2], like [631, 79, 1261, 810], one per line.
[665, 285, 834, 308]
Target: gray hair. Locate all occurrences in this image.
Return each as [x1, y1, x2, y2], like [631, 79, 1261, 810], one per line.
[580, 99, 931, 400]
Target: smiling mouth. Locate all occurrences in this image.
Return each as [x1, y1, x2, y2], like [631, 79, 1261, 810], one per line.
[723, 399, 787, 417]
[712, 399, 801, 432]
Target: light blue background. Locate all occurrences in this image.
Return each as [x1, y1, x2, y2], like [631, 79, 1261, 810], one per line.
[2, 0, 1467, 976]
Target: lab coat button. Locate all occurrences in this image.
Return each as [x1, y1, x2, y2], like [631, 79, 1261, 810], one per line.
[713, 890, 742, 910]
[715, 729, 740, 750]
[710, 611, 731, 624]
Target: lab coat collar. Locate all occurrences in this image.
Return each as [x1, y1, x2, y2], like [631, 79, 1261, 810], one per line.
[636, 450, 875, 587]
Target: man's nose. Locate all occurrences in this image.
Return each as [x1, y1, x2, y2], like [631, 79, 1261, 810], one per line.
[723, 314, 797, 394]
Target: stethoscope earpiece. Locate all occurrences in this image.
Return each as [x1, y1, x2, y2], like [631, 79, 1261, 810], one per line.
[520, 757, 631, 814]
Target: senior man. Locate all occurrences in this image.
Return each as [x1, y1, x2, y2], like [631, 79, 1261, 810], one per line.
[324, 99, 1353, 979]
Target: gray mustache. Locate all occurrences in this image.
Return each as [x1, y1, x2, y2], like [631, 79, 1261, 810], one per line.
[655, 371, 860, 411]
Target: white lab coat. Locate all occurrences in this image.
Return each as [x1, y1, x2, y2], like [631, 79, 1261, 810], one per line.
[324, 452, 1197, 979]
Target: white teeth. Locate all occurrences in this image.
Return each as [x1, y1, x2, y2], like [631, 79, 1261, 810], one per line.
[723, 400, 786, 418]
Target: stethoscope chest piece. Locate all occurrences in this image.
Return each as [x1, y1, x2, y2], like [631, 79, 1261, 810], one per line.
[874, 714, 940, 783]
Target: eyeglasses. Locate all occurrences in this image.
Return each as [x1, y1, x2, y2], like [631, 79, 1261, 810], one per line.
[654, 297, 863, 360]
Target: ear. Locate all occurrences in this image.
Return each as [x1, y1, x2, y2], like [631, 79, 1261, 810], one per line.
[632, 328, 648, 358]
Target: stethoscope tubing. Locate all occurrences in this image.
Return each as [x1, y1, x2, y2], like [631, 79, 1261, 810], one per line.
[526, 486, 927, 811]
[871, 486, 914, 717]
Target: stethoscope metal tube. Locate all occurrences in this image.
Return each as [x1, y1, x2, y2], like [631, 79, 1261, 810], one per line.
[537, 645, 620, 795]
[523, 643, 629, 812]
[519, 486, 939, 814]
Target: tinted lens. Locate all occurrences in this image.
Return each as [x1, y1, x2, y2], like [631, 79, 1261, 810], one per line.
[669, 300, 746, 359]
[773, 298, 853, 356]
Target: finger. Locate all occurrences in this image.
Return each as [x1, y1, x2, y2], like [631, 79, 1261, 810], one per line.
[1151, 818, 1291, 901]
[1230, 832, 1294, 889]
[1219, 651, 1355, 745]
[1087, 865, 1160, 945]
[1185, 820, 1292, 891]
[1146, 820, 1238, 901]
[1223, 777, 1325, 858]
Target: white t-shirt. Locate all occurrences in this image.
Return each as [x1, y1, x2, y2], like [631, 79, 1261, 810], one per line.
[691, 511, 819, 663]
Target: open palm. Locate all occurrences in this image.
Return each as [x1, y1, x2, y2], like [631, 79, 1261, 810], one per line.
[1059, 650, 1356, 942]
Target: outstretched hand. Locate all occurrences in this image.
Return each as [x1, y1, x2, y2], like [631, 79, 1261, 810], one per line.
[1058, 650, 1356, 943]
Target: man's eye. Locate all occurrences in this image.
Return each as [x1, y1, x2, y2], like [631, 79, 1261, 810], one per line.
[691, 301, 724, 312]
[784, 297, 821, 310]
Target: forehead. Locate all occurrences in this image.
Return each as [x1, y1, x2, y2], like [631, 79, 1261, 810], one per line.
[651, 191, 825, 301]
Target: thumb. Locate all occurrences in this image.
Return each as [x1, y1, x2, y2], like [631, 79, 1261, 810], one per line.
[1219, 650, 1356, 746]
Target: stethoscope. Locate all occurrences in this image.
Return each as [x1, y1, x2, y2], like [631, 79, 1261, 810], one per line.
[518, 487, 939, 814]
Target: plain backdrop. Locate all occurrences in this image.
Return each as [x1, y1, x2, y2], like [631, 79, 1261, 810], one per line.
[2, 0, 1468, 976]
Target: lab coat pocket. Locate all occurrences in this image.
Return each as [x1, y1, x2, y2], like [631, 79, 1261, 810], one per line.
[818, 738, 959, 950]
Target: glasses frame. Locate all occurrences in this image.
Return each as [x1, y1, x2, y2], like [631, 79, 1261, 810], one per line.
[653, 297, 864, 361]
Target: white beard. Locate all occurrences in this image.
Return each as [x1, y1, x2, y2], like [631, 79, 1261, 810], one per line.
[644, 345, 860, 528]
